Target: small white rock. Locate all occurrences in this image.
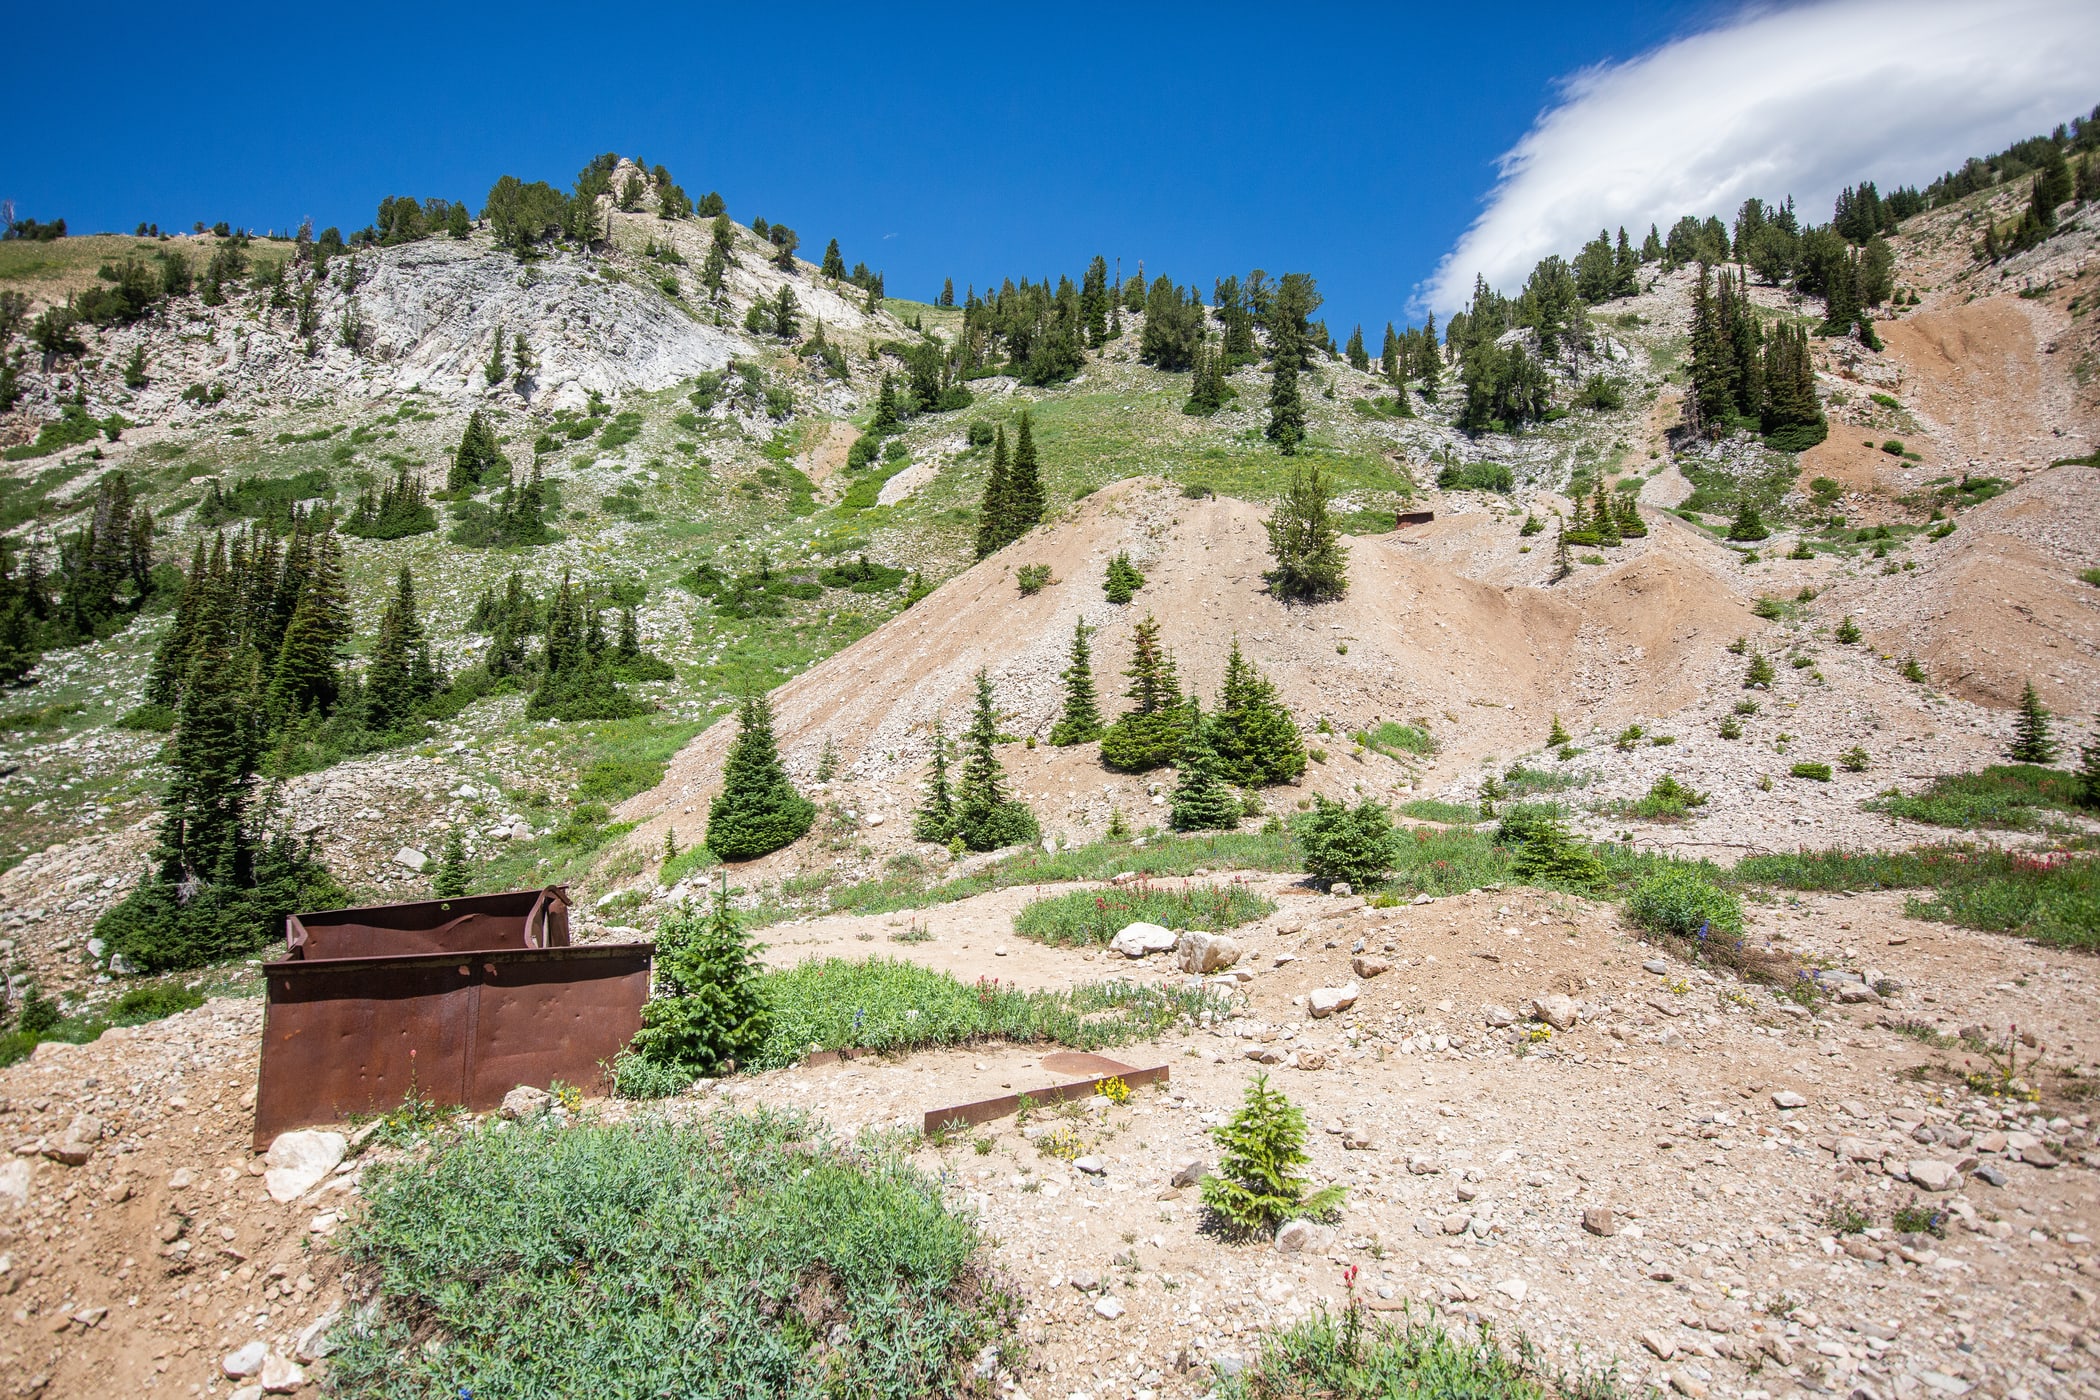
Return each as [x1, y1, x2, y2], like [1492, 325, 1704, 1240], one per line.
[223, 1341, 269, 1378]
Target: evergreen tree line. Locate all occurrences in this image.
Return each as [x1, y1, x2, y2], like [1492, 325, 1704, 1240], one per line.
[973, 413, 1046, 557]
[0, 470, 162, 684]
[480, 152, 721, 256]
[1684, 265, 1828, 449]
[443, 410, 557, 547]
[467, 570, 672, 720]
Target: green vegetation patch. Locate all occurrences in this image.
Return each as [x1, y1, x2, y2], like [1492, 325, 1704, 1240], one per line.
[1737, 846, 2098, 953]
[1012, 881, 1275, 947]
[328, 1112, 1013, 1400]
[755, 957, 1222, 1066]
[1355, 721, 1436, 760]
[1223, 1302, 1617, 1400]
[1862, 764, 2085, 831]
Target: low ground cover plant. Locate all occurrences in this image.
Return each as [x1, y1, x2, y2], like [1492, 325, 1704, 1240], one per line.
[329, 1112, 1014, 1399]
[1014, 880, 1274, 946]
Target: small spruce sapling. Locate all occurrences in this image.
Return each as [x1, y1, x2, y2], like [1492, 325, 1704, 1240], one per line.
[1743, 651, 1775, 688]
[1200, 1074, 1345, 1238]
[1298, 797, 1398, 889]
[2007, 680, 2057, 764]
[1835, 615, 1862, 644]
[1547, 715, 1571, 747]
[432, 828, 470, 898]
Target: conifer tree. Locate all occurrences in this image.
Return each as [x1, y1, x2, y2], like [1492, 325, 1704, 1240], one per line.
[2077, 718, 2100, 810]
[974, 424, 1013, 560]
[267, 527, 349, 723]
[953, 670, 1039, 851]
[705, 691, 816, 858]
[872, 373, 899, 432]
[448, 410, 506, 493]
[624, 880, 771, 1083]
[1725, 495, 1771, 542]
[1835, 615, 1862, 644]
[432, 827, 470, 897]
[1266, 345, 1305, 454]
[1552, 520, 1572, 582]
[1379, 323, 1401, 382]
[1547, 715, 1571, 746]
[2008, 680, 2057, 764]
[820, 238, 845, 279]
[1262, 464, 1349, 603]
[1415, 313, 1441, 401]
[1183, 341, 1224, 416]
[1200, 1073, 1345, 1237]
[1048, 619, 1104, 745]
[1170, 713, 1242, 832]
[1100, 616, 1189, 771]
[913, 715, 956, 842]
[1207, 638, 1304, 786]
[1006, 412, 1045, 537]
[1344, 324, 1369, 371]
[485, 328, 506, 386]
[1103, 551, 1144, 604]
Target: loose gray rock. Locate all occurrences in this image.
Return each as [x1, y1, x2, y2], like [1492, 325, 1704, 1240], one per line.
[1072, 1155, 1107, 1176]
[1907, 1160, 1961, 1192]
[1308, 982, 1359, 1018]
[1483, 1004, 1516, 1028]
[264, 1130, 348, 1204]
[1274, 1218, 1317, 1252]
[500, 1085, 552, 1120]
[1771, 1090, 1808, 1109]
[1170, 1157, 1206, 1188]
[1535, 993, 1579, 1030]
[392, 847, 430, 873]
[1642, 959, 1670, 975]
[1109, 921, 1178, 958]
[1068, 1269, 1100, 1293]
[1582, 1206, 1617, 1236]
[223, 1341, 269, 1378]
[1093, 1295, 1126, 1320]
[1176, 930, 1242, 974]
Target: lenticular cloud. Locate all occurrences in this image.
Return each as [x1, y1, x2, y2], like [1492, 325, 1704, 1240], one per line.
[1422, 0, 2100, 314]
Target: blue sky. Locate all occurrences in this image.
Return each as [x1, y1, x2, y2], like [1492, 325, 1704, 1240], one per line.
[6, 1, 2092, 329]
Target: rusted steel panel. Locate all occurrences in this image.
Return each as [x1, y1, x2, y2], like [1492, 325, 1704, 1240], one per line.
[286, 887, 571, 961]
[920, 1059, 1169, 1136]
[1394, 509, 1436, 527]
[254, 938, 650, 1149]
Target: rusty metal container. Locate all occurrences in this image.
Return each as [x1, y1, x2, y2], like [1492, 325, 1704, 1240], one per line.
[254, 886, 652, 1148]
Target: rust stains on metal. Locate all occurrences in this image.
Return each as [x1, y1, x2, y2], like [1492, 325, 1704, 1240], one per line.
[253, 886, 651, 1148]
[918, 1056, 1169, 1136]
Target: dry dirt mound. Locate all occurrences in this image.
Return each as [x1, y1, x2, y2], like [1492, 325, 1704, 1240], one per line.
[623, 479, 1764, 869]
[1878, 298, 2083, 468]
[1814, 464, 2100, 711]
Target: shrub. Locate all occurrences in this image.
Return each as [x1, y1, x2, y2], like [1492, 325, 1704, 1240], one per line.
[1744, 652, 1775, 687]
[1791, 761, 1833, 781]
[329, 1114, 1013, 1399]
[1015, 563, 1052, 595]
[1862, 765, 2083, 831]
[1225, 1304, 1599, 1400]
[1751, 597, 1785, 620]
[1200, 1074, 1344, 1239]
[1627, 866, 1744, 940]
[1574, 376, 1624, 411]
[1103, 551, 1144, 603]
[111, 984, 206, 1023]
[1840, 746, 1870, 773]
[1297, 797, 1399, 888]
[1630, 775, 1708, 820]
[1433, 461, 1514, 493]
[1013, 882, 1274, 946]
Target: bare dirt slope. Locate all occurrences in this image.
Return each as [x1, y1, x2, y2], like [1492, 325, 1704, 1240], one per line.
[624, 478, 1762, 863]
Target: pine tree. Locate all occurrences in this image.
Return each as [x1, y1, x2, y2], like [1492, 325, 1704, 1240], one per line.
[1183, 341, 1224, 416]
[625, 881, 771, 1083]
[1266, 346, 1305, 454]
[1170, 713, 1241, 832]
[1100, 616, 1189, 771]
[974, 424, 1013, 560]
[362, 566, 428, 733]
[267, 527, 349, 723]
[1262, 464, 1349, 603]
[820, 238, 845, 279]
[1208, 639, 1304, 785]
[1344, 324, 1368, 371]
[1103, 551, 1144, 604]
[484, 327, 506, 385]
[705, 692, 815, 858]
[1552, 520, 1572, 582]
[432, 827, 470, 897]
[1415, 313, 1441, 401]
[2077, 718, 2100, 810]
[953, 670, 1038, 851]
[913, 715, 956, 842]
[1379, 322, 1401, 382]
[448, 410, 506, 493]
[1726, 495, 1771, 542]
[1199, 1073, 1344, 1237]
[872, 373, 899, 432]
[1007, 412, 1045, 536]
[1547, 715, 1571, 746]
[1835, 615, 1861, 644]
[2008, 680, 2058, 764]
[1048, 619, 1104, 745]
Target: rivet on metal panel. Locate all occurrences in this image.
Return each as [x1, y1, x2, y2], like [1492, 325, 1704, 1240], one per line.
[458, 965, 470, 976]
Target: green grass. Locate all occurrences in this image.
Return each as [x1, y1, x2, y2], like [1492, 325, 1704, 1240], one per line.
[1501, 764, 1583, 798]
[1355, 721, 1437, 760]
[1736, 846, 2099, 952]
[1011, 881, 1275, 946]
[1222, 1302, 1620, 1400]
[329, 1111, 1013, 1399]
[755, 957, 1226, 1067]
[1399, 798, 1480, 824]
[1863, 765, 2086, 831]
[758, 827, 1309, 925]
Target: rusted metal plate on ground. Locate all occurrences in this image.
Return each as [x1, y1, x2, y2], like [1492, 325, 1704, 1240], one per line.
[920, 1059, 1169, 1136]
[1039, 1051, 1144, 1077]
[286, 887, 571, 961]
[253, 941, 651, 1149]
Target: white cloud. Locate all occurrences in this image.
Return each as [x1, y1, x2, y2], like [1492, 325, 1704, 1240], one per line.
[1422, 0, 2100, 314]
